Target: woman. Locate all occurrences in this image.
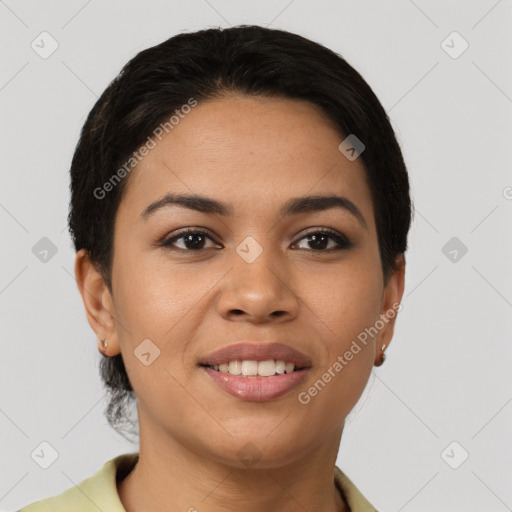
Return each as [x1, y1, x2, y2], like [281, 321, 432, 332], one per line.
[19, 24, 411, 512]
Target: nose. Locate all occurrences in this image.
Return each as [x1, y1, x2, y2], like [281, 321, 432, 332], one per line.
[216, 244, 300, 324]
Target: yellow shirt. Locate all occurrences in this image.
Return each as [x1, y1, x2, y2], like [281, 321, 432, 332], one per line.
[18, 452, 377, 511]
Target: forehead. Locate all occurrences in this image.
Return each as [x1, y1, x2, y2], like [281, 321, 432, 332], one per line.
[119, 95, 374, 224]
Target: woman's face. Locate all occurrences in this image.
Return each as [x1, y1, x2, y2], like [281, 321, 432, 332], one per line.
[85, 94, 404, 467]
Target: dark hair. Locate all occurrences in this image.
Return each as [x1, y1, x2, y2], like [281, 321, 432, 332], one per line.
[68, 24, 413, 439]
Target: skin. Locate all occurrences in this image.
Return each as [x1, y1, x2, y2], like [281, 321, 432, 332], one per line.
[75, 94, 405, 512]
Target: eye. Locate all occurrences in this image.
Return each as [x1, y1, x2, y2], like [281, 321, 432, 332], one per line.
[160, 229, 220, 252]
[291, 228, 353, 252]
[159, 227, 353, 253]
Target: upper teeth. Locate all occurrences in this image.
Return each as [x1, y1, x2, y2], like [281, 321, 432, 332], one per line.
[211, 360, 295, 377]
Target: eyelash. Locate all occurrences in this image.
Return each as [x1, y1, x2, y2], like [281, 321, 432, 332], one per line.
[159, 227, 353, 253]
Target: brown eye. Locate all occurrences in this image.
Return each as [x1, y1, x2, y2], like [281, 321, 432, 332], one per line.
[292, 229, 353, 252]
[161, 229, 220, 251]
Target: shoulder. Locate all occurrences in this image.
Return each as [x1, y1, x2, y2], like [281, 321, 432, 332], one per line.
[17, 453, 139, 512]
[334, 465, 379, 512]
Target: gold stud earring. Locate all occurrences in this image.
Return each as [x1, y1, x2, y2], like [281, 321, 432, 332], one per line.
[100, 338, 108, 356]
[374, 344, 386, 367]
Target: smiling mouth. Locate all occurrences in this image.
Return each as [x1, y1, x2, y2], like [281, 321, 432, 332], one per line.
[201, 359, 305, 377]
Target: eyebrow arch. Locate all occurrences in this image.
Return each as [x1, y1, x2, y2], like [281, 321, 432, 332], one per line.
[140, 193, 368, 230]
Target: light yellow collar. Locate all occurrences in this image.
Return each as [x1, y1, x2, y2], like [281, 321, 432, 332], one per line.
[20, 452, 377, 512]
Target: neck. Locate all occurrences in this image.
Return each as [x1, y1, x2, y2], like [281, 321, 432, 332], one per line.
[117, 414, 349, 512]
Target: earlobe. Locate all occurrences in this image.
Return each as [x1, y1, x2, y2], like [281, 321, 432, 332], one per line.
[374, 344, 387, 366]
[74, 249, 120, 356]
[374, 254, 406, 366]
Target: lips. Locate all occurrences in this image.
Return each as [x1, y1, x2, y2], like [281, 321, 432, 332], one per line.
[198, 342, 312, 402]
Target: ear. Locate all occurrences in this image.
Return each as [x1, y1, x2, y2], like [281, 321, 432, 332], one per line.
[374, 254, 406, 365]
[74, 248, 121, 357]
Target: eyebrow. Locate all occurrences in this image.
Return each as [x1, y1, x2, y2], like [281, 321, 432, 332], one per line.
[140, 193, 368, 230]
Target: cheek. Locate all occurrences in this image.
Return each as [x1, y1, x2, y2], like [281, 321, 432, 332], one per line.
[111, 244, 229, 374]
[110, 255, 208, 416]
[310, 247, 383, 345]
[112, 228, 191, 318]
[300, 250, 382, 411]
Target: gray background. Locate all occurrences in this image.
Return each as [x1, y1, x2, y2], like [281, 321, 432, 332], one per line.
[1, 1, 511, 511]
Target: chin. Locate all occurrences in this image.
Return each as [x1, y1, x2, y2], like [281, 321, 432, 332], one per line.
[201, 429, 314, 470]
